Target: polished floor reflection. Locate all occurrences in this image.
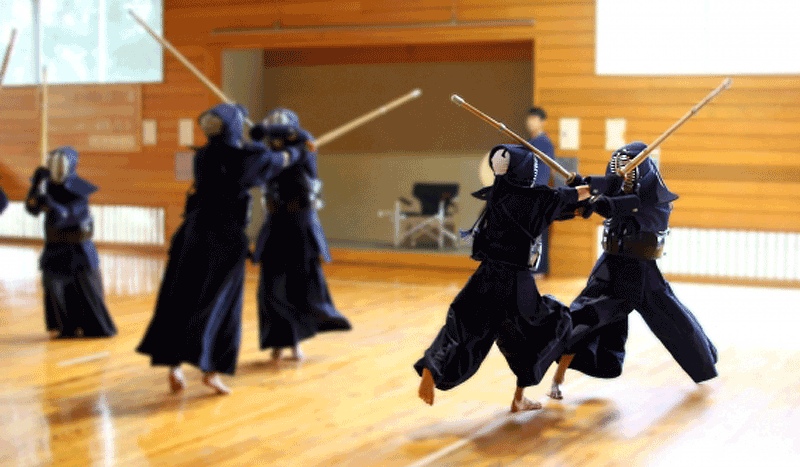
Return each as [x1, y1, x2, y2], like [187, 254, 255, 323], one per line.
[1, 244, 799, 467]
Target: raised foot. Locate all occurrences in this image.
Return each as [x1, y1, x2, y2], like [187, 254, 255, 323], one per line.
[511, 396, 542, 413]
[288, 346, 304, 362]
[202, 373, 231, 395]
[548, 381, 563, 400]
[169, 367, 186, 393]
[271, 346, 304, 362]
[418, 368, 435, 406]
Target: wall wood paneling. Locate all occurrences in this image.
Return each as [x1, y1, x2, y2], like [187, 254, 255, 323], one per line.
[2, 1, 795, 281]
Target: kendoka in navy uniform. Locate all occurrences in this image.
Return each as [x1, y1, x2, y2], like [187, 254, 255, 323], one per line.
[25, 147, 116, 338]
[415, 144, 590, 412]
[0, 185, 7, 215]
[137, 103, 293, 395]
[549, 142, 718, 399]
[249, 108, 351, 362]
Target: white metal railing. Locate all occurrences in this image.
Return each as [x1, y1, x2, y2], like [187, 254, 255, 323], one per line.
[0, 201, 165, 246]
[595, 225, 800, 281]
[99, 251, 165, 295]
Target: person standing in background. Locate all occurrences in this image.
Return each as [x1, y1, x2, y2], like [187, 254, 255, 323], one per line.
[526, 106, 554, 275]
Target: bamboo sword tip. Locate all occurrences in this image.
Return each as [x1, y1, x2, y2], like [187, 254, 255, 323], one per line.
[450, 94, 465, 106]
[411, 88, 422, 98]
[722, 77, 732, 88]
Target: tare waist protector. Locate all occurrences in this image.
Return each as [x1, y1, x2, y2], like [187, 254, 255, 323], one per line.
[602, 227, 667, 260]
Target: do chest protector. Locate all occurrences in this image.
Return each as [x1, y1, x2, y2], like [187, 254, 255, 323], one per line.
[266, 169, 323, 214]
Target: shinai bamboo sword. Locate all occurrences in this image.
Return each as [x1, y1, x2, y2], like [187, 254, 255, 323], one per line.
[0, 28, 18, 86]
[128, 9, 421, 146]
[618, 78, 733, 178]
[451, 94, 577, 183]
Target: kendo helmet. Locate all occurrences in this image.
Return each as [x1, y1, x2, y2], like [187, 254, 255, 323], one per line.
[197, 103, 248, 147]
[46, 147, 79, 184]
[609, 141, 647, 193]
[607, 141, 678, 204]
[251, 108, 302, 150]
[488, 144, 539, 188]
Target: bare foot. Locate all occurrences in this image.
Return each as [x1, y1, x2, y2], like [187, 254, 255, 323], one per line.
[169, 367, 186, 393]
[202, 373, 231, 395]
[48, 330, 60, 340]
[511, 396, 542, 412]
[511, 386, 542, 413]
[418, 368, 435, 406]
[288, 345, 304, 361]
[548, 354, 574, 400]
[271, 347, 282, 361]
[549, 381, 563, 400]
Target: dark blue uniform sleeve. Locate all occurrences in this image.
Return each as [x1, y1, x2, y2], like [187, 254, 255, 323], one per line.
[593, 194, 641, 219]
[252, 142, 307, 184]
[26, 184, 71, 221]
[540, 186, 579, 225]
[585, 173, 624, 197]
[25, 170, 49, 216]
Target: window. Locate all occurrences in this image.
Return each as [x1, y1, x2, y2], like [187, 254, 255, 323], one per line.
[596, 0, 800, 75]
[1, 0, 162, 85]
[0, 0, 35, 85]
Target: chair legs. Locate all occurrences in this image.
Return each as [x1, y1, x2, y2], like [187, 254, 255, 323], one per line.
[380, 200, 458, 249]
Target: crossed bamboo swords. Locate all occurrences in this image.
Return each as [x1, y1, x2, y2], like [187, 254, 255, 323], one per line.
[452, 78, 732, 184]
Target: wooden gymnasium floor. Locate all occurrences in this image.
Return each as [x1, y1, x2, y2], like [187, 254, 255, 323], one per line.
[1, 244, 799, 467]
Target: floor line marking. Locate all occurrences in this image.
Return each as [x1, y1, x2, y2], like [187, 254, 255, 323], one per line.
[57, 352, 110, 367]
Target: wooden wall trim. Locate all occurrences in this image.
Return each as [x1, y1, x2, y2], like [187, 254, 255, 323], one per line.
[201, 25, 536, 49]
[263, 41, 532, 67]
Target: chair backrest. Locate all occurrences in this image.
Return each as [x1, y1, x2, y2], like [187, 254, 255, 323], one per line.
[412, 183, 459, 215]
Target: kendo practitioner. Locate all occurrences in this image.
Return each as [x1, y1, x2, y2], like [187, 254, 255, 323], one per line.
[249, 108, 351, 362]
[137, 103, 293, 395]
[549, 142, 718, 400]
[415, 144, 591, 412]
[0, 185, 7, 215]
[25, 147, 116, 338]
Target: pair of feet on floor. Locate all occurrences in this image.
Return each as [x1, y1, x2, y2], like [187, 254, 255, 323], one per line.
[169, 367, 230, 395]
[417, 368, 543, 413]
[166, 345, 304, 395]
[270, 345, 304, 361]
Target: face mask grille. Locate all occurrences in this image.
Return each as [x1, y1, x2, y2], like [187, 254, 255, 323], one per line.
[199, 112, 224, 137]
[48, 151, 70, 183]
[610, 150, 639, 193]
